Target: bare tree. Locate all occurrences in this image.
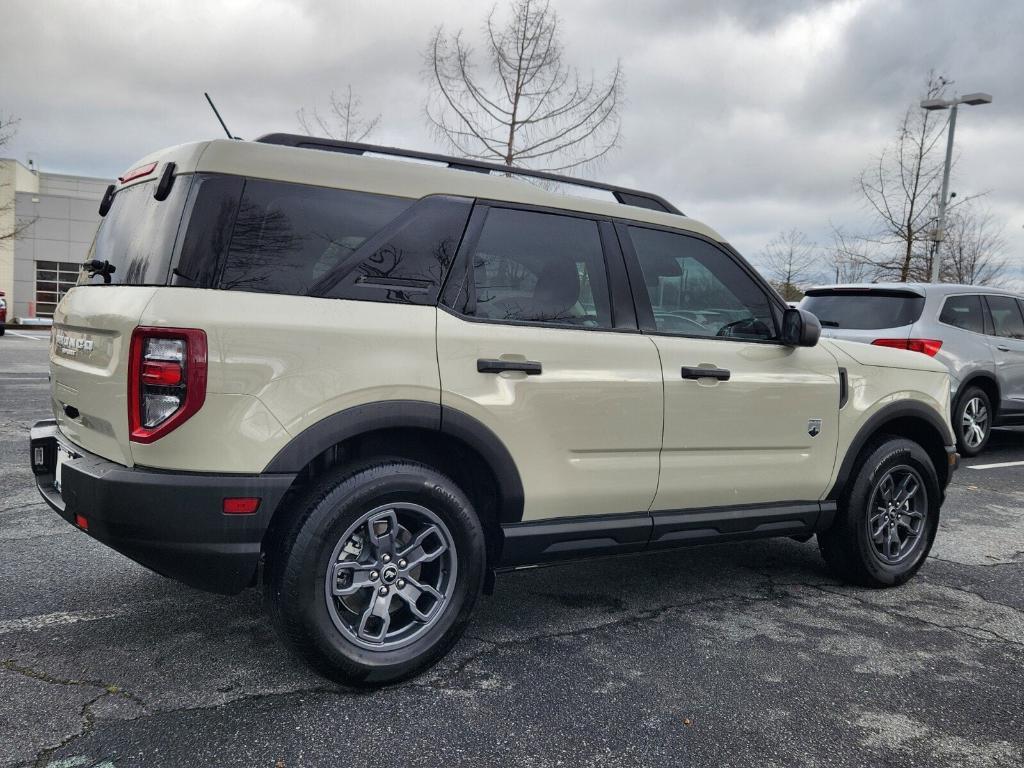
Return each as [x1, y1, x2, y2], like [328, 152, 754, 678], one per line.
[1, 113, 31, 243]
[297, 85, 381, 142]
[826, 226, 876, 284]
[759, 228, 819, 300]
[856, 73, 984, 282]
[424, 0, 623, 172]
[940, 204, 1007, 285]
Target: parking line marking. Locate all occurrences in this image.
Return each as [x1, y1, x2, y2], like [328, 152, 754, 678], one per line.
[0, 609, 121, 635]
[967, 460, 1024, 470]
[6, 331, 49, 341]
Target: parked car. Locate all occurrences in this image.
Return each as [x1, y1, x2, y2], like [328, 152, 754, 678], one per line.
[0, 294, 6, 336]
[31, 136, 956, 685]
[802, 283, 1024, 456]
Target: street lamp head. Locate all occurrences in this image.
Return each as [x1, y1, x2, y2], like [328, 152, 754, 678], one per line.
[920, 98, 949, 111]
[960, 92, 993, 106]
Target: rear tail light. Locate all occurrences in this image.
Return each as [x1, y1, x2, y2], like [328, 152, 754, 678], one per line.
[128, 327, 207, 443]
[872, 338, 943, 357]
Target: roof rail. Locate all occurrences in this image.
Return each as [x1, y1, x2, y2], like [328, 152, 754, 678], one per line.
[254, 133, 683, 215]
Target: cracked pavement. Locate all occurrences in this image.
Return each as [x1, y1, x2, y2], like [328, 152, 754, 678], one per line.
[2, 332, 1022, 767]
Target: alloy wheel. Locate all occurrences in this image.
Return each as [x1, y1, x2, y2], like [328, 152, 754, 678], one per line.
[324, 502, 458, 651]
[866, 465, 928, 564]
[961, 396, 989, 449]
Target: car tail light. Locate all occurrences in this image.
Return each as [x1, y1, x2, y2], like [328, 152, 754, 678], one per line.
[872, 338, 943, 357]
[128, 327, 207, 443]
[223, 497, 261, 515]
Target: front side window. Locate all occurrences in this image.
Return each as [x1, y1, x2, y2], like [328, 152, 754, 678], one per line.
[986, 295, 1024, 339]
[219, 180, 412, 297]
[462, 208, 612, 328]
[628, 226, 775, 340]
[939, 294, 985, 334]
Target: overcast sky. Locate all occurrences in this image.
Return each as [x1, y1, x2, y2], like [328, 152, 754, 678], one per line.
[3, 0, 1022, 278]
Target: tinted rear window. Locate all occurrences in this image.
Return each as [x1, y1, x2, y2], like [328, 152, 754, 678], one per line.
[801, 291, 925, 330]
[219, 180, 411, 296]
[939, 294, 986, 333]
[83, 176, 191, 286]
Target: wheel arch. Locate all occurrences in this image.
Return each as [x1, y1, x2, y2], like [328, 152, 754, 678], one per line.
[956, 372, 999, 420]
[261, 400, 524, 568]
[828, 400, 954, 502]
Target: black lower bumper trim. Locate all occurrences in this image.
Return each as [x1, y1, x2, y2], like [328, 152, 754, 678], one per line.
[30, 419, 295, 594]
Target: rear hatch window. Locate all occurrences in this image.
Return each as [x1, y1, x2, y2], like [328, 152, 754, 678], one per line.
[81, 176, 193, 286]
[801, 290, 925, 330]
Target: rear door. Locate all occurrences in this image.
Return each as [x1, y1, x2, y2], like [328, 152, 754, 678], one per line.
[437, 205, 663, 525]
[619, 224, 840, 522]
[983, 295, 1024, 415]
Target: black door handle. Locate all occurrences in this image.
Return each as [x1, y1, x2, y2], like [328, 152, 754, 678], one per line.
[997, 345, 1010, 352]
[681, 366, 731, 381]
[478, 359, 542, 375]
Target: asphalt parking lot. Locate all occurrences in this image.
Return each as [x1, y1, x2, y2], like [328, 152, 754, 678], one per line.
[2, 330, 1022, 768]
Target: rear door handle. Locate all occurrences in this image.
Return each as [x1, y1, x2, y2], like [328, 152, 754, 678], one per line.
[681, 366, 731, 381]
[477, 359, 542, 375]
[997, 345, 1010, 352]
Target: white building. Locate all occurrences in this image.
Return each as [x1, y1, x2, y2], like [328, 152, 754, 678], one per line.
[0, 158, 109, 323]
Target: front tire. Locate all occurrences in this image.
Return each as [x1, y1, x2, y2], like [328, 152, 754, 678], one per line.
[265, 461, 486, 686]
[818, 437, 939, 587]
[954, 386, 992, 457]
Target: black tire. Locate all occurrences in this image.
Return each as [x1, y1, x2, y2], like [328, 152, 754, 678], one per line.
[265, 460, 486, 686]
[0, 324, 5, 336]
[953, 386, 992, 457]
[818, 436, 940, 587]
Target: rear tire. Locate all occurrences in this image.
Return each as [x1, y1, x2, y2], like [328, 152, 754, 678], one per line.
[265, 460, 486, 686]
[953, 386, 992, 457]
[818, 436, 939, 587]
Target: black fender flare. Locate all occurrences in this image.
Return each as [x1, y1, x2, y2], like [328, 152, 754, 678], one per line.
[827, 400, 954, 501]
[264, 399, 525, 524]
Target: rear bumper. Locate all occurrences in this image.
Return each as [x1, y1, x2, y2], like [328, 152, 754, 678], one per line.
[29, 419, 295, 594]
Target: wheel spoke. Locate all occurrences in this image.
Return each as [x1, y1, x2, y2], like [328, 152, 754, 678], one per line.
[396, 575, 444, 622]
[331, 561, 378, 597]
[399, 524, 448, 569]
[357, 592, 393, 642]
[878, 474, 895, 503]
[895, 475, 919, 505]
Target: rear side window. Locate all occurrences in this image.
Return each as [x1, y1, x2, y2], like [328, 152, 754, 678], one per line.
[986, 295, 1024, 339]
[461, 207, 612, 328]
[801, 291, 925, 330]
[219, 180, 411, 297]
[939, 295, 985, 333]
[84, 177, 192, 285]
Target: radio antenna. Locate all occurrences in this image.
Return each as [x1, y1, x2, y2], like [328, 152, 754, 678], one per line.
[204, 92, 239, 139]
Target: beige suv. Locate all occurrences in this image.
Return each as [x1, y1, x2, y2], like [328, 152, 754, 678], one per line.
[30, 135, 958, 685]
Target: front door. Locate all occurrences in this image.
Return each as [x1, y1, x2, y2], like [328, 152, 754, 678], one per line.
[619, 224, 840, 522]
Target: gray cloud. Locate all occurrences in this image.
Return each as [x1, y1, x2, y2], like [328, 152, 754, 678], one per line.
[2, 0, 1021, 272]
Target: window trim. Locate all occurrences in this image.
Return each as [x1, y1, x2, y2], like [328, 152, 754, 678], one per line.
[614, 220, 786, 345]
[438, 200, 638, 334]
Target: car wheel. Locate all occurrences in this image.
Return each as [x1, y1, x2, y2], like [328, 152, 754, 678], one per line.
[954, 386, 992, 457]
[818, 436, 939, 587]
[265, 461, 486, 686]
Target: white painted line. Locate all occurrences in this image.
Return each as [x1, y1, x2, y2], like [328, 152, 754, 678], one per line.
[967, 460, 1024, 470]
[6, 331, 49, 341]
[0, 609, 122, 635]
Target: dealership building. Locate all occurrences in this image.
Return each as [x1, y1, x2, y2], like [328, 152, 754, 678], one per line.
[0, 158, 109, 323]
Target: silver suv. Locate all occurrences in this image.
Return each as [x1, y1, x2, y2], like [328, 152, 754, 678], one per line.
[802, 283, 1024, 456]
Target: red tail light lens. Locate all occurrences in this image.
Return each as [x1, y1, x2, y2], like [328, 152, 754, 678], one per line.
[128, 327, 207, 443]
[223, 497, 261, 515]
[872, 338, 943, 357]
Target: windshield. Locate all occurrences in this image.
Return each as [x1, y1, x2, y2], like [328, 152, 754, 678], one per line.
[80, 175, 192, 286]
[801, 291, 925, 330]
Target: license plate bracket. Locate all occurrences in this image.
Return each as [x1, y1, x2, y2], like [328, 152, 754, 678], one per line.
[54, 445, 76, 493]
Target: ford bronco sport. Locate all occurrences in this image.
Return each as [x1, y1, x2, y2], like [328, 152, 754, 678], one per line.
[30, 135, 958, 685]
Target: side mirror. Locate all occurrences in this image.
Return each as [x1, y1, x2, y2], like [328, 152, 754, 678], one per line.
[782, 308, 821, 347]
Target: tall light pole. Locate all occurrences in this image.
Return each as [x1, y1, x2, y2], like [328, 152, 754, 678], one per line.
[920, 92, 993, 282]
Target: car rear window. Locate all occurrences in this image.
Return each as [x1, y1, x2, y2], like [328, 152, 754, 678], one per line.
[801, 290, 925, 330]
[82, 176, 192, 286]
[939, 294, 986, 333]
